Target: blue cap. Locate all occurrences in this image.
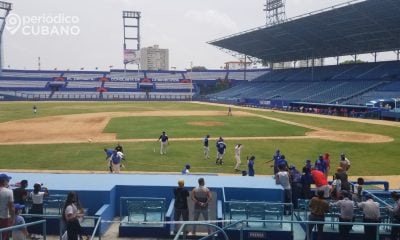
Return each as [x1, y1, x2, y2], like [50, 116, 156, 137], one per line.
[14, 203, 25, 210]
[0, 173, 11, 181]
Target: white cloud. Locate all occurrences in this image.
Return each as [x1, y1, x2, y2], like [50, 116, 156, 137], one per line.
[184, 9, 239, 32]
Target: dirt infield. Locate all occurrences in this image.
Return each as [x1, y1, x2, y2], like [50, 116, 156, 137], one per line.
[0, 109, 393, 145]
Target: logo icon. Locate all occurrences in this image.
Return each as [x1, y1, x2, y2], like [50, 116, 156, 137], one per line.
[5, 13, 22, 35]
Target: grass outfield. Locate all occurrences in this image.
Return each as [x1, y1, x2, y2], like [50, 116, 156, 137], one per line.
[104, 115, 308, 138]
[0, 101, 399, 176]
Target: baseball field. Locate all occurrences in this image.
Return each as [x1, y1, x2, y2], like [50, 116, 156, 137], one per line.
[0, 101, 399, 181]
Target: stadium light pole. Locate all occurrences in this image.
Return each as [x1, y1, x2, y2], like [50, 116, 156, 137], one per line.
[190, 61, 193, 101]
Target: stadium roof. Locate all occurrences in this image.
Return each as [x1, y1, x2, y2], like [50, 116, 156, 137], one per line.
[209, 0, 400, 63]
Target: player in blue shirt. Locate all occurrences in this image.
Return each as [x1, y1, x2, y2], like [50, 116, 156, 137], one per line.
[314, 154, 327, 175]
[215, 137, 226, 165]
[104, 148, 114, 173]
[158, 131, 169, 155]
[203, 134, 210, 159]
[248, 156, 255, 176]
[272, 149, 282, 175]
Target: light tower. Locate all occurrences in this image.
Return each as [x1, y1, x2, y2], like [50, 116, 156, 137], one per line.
[0, 1, 12, 75]
[122, 11, 141, 74]
[264, 0, 286, 25]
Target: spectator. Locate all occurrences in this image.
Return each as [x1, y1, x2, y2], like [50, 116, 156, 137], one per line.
[13, 180, 28, 214]
[191, 178, 212, 235]
[0, 173, 14, 240]
[12, 203, 28, 240]
[289, 165, 302, 208]
[335, 167, 350, 191]
[62, 192, 85, 240]
[330, 174, 341, 200]
[386, 191, 400, 240]
[352, 177, 364, 202]
[28, 183, 49, 239]
[330, 191, 354, 240]
[276, 165, 292, 215]
[173, 179, 190, 234]
[311, 168, 330, 199]
[305, 190, 329, 240]
[300, 167, 314, 199]
[358, 195, 380, 240]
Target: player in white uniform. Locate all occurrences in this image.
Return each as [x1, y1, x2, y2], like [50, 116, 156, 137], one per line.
[234, 144, 242, 171]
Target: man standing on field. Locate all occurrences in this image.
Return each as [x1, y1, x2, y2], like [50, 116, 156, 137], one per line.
[158, 131, 169, 155]
[203, 134, 210, 159]
[215, 137, 226, 165]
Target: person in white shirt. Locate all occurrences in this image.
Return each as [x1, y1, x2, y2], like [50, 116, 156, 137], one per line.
[330, 191, 354, 240]
[276, 165, 292, 215]
[0, 173, 15, 240]
[62, 192, 84, 240]
[234, 144, 242, 172]
[358, 195, 380, 240]
[28, 183, 48, 239]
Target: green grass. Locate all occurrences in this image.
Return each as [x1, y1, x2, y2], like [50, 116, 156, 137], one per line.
[104, 115, 308, 138]
[0, 101, 399, 176]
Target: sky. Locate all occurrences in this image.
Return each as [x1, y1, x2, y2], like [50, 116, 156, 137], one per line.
[3, 0, 357, 71]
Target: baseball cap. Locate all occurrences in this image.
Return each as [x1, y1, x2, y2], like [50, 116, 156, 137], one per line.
[14, 203, 25, 210]
[0, 173, 12, 181]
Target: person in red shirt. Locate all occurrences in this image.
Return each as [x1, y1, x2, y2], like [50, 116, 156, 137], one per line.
[311, 169, 330, 199]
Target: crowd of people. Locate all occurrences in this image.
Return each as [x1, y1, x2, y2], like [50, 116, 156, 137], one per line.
[271, 149, 400, 240]
[0, 174, 87, 240]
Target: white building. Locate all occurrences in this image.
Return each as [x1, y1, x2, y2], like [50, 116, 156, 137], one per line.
[140, 45, 169, 70]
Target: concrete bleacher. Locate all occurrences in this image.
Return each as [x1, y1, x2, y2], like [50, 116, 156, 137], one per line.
[103, 81, 138, 89]
[65, 81, 102, 89]
[146, 71, 185, 82]
[108, 71, 145, 81]
[51, 91, 99, 99]
[208, 61, 400, 105]
[102, 92, 146, 100]
[0, 80, 48, 88]
[155, 82, 193, 90]
[64, 72, 105, 81]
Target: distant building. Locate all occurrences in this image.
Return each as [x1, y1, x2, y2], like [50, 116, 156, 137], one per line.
[140, 45, 169, 70]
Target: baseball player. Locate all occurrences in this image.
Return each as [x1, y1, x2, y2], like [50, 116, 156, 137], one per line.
[234, 144, 242, 171]
[215, 137, 226, 165]
[158, 131, 169, 155]
[103, 148, 114, 173]
[203, 134, 210, 159]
